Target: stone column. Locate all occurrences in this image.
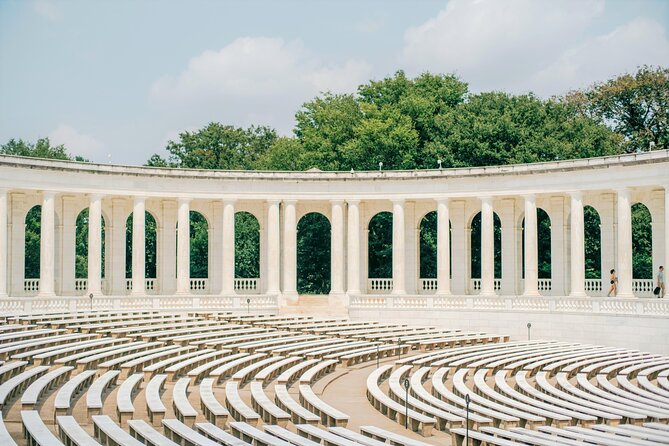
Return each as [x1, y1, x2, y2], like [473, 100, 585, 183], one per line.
[665, 185, 669, 280]
[110, 199, 127, 295]
[616, 188, 634, 297]
[38, 191, 56, 296]
[282, 200, 297, 301]
[131, 196, 146, 295]
[392, 199, 406, 295]
[266, 200, 281, 294]
[436, 198, 451, 295]
[480, 196, 495, 296]
[499, 198, 517, 295]
[450, 200, 466, 294]
[176, 198, 191, 295]
[346, 200, 361, 295]
[221, 199, 236, 294]
[523, 194, 539, 296]
[330, 200, 345, 295]
[87, 194, 103, 296]
[569, 191, 586, 296]
[0, 189, 7, 297]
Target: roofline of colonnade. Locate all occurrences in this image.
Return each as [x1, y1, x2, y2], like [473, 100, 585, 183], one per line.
[0, 149, 668, 180]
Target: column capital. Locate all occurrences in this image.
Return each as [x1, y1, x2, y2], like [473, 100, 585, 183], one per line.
[567, 190, 583, 200]
[346, 199, 361, 206]
[42, 190, 57, 199]
[283, 199, 297, 206]
[391, 198, 405, 206]
[521, 193, 536, 201]
[615, 187, 631, 198]
[480, 195, 493, 204]
[435, 197, 450, 205]
[133, 195, 146, 203]
[267, 199, 281, 206]
[329, 199, 345, 205]
[89, 193, 104, 202]
[177, 197, 192, 204]
[221, 198, 237, 205]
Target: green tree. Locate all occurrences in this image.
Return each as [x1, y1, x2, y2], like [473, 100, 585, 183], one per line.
[0, 137, 86, 160]
[235, 212, 260, 278]
[564, 65, 669, 152]
[297, 213, 331, 294]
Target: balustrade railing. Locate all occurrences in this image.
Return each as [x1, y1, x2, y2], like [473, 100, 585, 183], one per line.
[418, 278, 438, 294]
[368, 278, 393, 294]
[190, 278, 209, 293]
[633, 279, 654, 298]
[470, 279, 501, 292]
[585, 278, 603, 296]
[74, 279, 88, 293]
[23, 279, 39, 293]
[537, 279, 552, 292]
[234, 278, 259, 293]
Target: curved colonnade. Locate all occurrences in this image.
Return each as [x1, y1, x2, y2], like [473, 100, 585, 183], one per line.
[0, 310, 668, 446]
[1, 151, 668, 305]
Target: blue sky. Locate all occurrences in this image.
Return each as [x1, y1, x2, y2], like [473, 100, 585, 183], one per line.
[1, 0, 668, 165]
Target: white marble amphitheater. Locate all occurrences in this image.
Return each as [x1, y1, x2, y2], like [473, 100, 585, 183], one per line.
[1, 151, 669, 445]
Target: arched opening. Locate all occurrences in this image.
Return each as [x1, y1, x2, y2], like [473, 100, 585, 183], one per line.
[470, 212, 502, 279]
[297, 212, 331, 294]
[125, 211, 157, 279]
[631, 202, 652, 279]
[584, 206, 601, 279]
[235, 212, 260, 279]
[368, 212, 393, 279]
[75, 208, 106, 278]
[521, 208, 552, 278]
[189, 211, 208, 279]
[24, 205, 41, 279]
[419, 211, 451, 279]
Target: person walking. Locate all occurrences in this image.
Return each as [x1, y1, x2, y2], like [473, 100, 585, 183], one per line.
[607, 269, 617, 297]
[657, 266, 665, 298]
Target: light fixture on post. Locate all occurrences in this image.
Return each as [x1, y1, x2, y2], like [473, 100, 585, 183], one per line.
[527, 322, 532, 341]
[378, 161, 383, 171]
[403, 378, 410, 429]
[465, 393, 471, 445]
[247, 298, 251, 314]
[89, 293, 94, 312]
[438, 159, 443, 169]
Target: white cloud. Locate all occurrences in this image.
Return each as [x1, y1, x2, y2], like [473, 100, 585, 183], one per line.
[33, 0, 62, 20]
[49, 125, 103, 160]
[400, 0, 608, 93]
[149, 37, 372, 134]
[530, 17, 669, 95]
[355, 18, 384, 34]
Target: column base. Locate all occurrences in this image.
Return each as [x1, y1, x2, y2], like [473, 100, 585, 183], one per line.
[279, 291, 299, 307]
[569, 291, 587, 298]
[37, 292, 56, 298]
[479, 290, 497, 297]
[615, 292, 635, 299]
[328, 292, 349, 308]
[522, 291, 541, 297]
[86, 289, 103, 297]
[391, 289, 406, 295]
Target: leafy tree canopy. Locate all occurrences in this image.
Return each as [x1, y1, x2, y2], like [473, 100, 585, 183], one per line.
[1, 138, 87, 161]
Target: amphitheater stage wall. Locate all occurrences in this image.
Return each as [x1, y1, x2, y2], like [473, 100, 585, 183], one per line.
[349, 295, 669, 355]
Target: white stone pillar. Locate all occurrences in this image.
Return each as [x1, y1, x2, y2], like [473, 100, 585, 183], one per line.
[38, 191, 56, 296]
[616, 188, 633, 297]
[330, 200, 345, 295]
[665, 185, 669, 279]
[87, 194, 103, 296]
[480, 196, 495, 296]
[569, 191, 586, 297]
[450, 200, 466, 294]
[131, 196, 146, 295]
[499, 198, 517, 295]
[176, 198, 191, 294]
[346, 200, 361, 295]
[523, 194, 539, 296]
[221, 199, 236, 294]
[392, 199, 406, 295]
[436, 198, 451, 295]
[282, 200, 297, 300]
[0, 189, 7, 297]
[266, 200, 281, 294]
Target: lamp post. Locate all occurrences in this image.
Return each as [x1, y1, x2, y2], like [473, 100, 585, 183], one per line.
[378, 161, 383, 171]
[376, 344, 380, 369]
[247, 298, 251, 314]
[398, 337, 402, 360]
[89, 293, 93, 312]
[403, 378, 410, 429]
[527, 322, 532, 341]
[438, 159, 443, 169]
[465, 394, 471, 445]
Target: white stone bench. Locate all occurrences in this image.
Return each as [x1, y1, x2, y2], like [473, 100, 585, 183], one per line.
[21, 365, 73, 410]
[250, 381, 290, 426]
[146, 349, 222, 382]
[199, 330, 279, 349]
[76, 341, 163, 373]
[0, 413, 17, 446]
[165, 326, 260, 346]
[295, 424, 359, 446]
[264, 339, 343, 356]
[227, 334, 314, 354]
[450, 428, 522, 446]
[98, 344, 177, 375]
[145, 374, 167, 426]
[128, 419, 179, 446]
[299, 384, 349, 428]
[276, 359, 320, 385]
[119, 345, 196, 379]
[187, 352, 248, 385]
[300, 341, 371, 359]
[0, 365, 49, 411]
[138, 324, 226, 342]
[104, 319, 208, 338]
[86, 370, 120, 418]
[328, 427, 388, 446]
[0, 327, 59, 344]
[21, 410, 63, 446]
[92, 414, 144, 446]
[55, 340, 144, 367]
[1, 333, 93, 360]
[254, 356, 302, 384]
[493, 369, 596, 426]
[172, 377, 198, 427]
[359, 425, 434, 446]
[195, 422, 249, 446]
[274, 384, 320, 425]
[335, 344, 409, 367]
[366, 365, 433, 436]
[431, 367, 519, 429]
[225, 380, 261, 425]
[116, 373, 143, 426]
[199, 377, 229, 427]
[162, 419, 221, 446]
[592, 424, 669, 444]
[210, 353, 266, 384]
[0, 360, 28, 382]
[56, 415, 101, 446]
[229, 421, 292, 446]
[31, 338, 128, 366]
[409, 366, 491, 429]
[232, 355, 285, 385]
[298, 360, 337, 384]
[264, 425, 321, 446]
